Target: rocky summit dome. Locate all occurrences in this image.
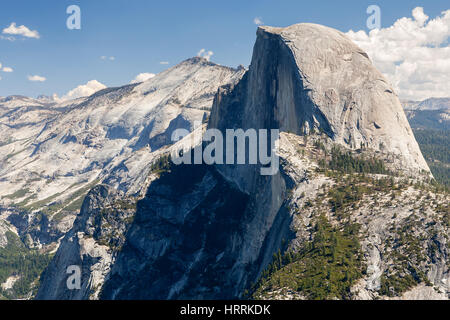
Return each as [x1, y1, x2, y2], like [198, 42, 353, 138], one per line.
[210, 23, 430, 175]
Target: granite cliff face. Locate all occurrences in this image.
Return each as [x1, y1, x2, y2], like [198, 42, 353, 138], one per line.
[0, 58, 244, 248]
[36, 185, 120, 300]
[0, 58, 245, 298]
[210, 24, 429, 177]
[36, 24, 448, 300]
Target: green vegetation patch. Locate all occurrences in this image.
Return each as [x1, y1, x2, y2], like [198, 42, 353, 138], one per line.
[6, 148, 28, 161]
[4, 188, 30, 200]
[25, 179, 100, 218]
[252, 215, 365, 300]
[321, 146, 389, 175]
[0, 231, 53, 299]
[149, 154, 172, 175]
[379, 215, 432, 297]
[413, 129, 450, 188]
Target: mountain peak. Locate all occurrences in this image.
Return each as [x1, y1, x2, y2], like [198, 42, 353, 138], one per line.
[180, 56, 217, 66]
[177, 56, 246, 73]
[210, 22, 430, 175]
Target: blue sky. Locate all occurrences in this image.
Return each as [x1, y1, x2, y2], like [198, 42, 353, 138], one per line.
[1, 0, 449, 98]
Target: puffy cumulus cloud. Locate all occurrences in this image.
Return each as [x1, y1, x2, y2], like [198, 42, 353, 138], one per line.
[2, 22, 40, 39]
[62, 80, 106, 100]
[130, 72, 156, 84]
[0, 63, 13, 73]
[28, 75, 46, 82]
[197, 48, 214, 61]
[254, 17, 264, 25]
[346, 7, 450, 101]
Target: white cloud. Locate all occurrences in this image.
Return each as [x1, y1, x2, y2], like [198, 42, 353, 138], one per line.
[28, 75, 46, 82]
[3, 22, 40, 39]
[101, 56, 115, 61]
[62, 80, 107, 100]
[197, 48, 214, 61]
[130, 73, 156, 84]
[51, 93, 62, 102]
[0, 63, 13, 73]
[254, 17, 264, 25]
[0, 35, 15, 41]
[346, 7, 450, 100]
[160, 61, 169, 65]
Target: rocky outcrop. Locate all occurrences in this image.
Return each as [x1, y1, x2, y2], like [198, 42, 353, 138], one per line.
[0, 58, 244, 251]
[251, 133, 449, 300]
[36, 23, 446, 300]
[100, 164, 254, 299]
[210, 24, 429, 177]
[36, 185, 134, 300]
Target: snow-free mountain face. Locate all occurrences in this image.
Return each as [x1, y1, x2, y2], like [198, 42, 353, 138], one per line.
[0, 57, 245, 248]
[402, 98, 450, 130]
[210, 23, 430, 181]
[3, 21, 447, 300]
[402, 98, 450, 111]
[36, 23, 448, 301]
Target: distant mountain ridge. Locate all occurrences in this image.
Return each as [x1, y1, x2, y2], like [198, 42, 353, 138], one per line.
[402, 97, 450, 111]
[402, 98, 449, 131]
[402, 98, 450, 188]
